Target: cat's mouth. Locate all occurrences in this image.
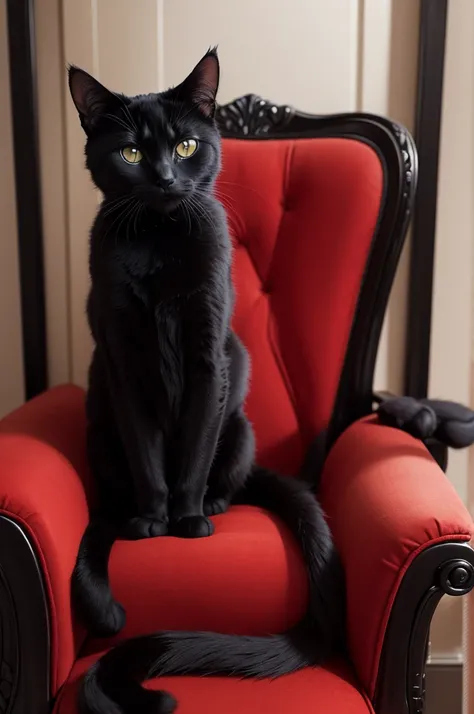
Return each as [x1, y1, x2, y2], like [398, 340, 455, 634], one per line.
[137, 187, 185, 215]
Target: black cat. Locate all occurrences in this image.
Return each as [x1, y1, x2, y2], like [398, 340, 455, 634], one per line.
[69, 49, 345, 714]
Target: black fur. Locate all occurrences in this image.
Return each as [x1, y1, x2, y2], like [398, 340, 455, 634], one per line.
[69, 50, 345, 714]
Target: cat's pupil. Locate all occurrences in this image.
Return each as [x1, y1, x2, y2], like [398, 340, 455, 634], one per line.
[175, 138, 198, 159]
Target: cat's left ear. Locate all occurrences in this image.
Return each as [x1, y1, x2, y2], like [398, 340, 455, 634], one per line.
[68, 66, 122, 133]
[177, 48, 220, 118]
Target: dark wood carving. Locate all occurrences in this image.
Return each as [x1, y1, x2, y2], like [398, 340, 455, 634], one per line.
[216, 94, 293, 135]
[0, 571, 15, 714]
[375, 543, 474, 714]
[0, 516, 50, 714]
[216, 95, 415, 217]
[391, 122, 417, 200]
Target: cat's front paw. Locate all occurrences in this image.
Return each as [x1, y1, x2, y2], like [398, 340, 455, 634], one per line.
[203, 497, 229, 516]
[121, 516, 168, 540]
[171, 515, 214, 538]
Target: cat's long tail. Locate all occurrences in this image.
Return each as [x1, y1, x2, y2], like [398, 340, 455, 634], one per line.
[72, 519, 125, 638]
[78, 468, 345, 714]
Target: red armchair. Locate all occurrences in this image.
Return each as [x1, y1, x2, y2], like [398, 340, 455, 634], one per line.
[0, 97, 472, 714]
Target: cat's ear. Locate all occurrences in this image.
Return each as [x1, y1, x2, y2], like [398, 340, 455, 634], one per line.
[177, 48, 220, 118]
[68, 66, 120, 132]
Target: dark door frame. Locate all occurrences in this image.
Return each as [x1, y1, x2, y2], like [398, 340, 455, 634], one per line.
[404, 0, 448, 398]
[6, 0, 448, 401]
[6, 0, 47, 400]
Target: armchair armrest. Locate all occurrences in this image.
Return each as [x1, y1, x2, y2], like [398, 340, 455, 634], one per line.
[320, 417, 473, 700]
[0, 385, 89, 695]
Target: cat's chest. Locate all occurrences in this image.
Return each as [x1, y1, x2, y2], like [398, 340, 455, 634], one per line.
[123, 238, 211, 307]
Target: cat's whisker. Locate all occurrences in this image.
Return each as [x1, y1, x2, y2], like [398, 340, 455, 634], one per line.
[120, 200, 140, 246]
[182, 199, 192, 236]
[195, 187, 245, 236]
[124, 201, 135, 245]
[133, 201, 144, 236]
[126, 201, 139, 245]
[103, 194, 132, 209]
[102, 196, 133, 217]
[183, 197, 200, 228]
[188, 195, 219, 235]
[183, 198, 194, 227]
[103, 113, 134, 133]
[186, 195, 206, 223]
[102, 197, 135, 242]
[213, 197, 243, 235]
[193, 188, 224, 224]
[215, 179, 272, 206]
[175, 103, 197, 125]
[119, 100, 138, 133]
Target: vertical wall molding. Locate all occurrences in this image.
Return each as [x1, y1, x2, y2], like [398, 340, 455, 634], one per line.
[156, 0, 166, 90]
[6, 0, 47, 399]
[34, 0, 72, 386]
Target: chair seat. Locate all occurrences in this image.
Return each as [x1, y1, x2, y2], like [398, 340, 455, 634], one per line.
[54, 652, 374, 714]
[83, 506, 309, 656]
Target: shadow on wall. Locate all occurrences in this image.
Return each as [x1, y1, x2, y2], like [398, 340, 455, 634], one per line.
[374, 0, 420, 394]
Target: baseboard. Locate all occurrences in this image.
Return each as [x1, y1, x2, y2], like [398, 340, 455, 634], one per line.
[425, 662, 462, 714]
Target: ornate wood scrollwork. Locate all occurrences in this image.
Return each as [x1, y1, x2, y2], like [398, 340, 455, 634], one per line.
[391, 122, 416, 199]
[216, 94, 293, 136]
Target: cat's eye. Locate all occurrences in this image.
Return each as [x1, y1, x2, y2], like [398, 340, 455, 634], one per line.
[175, 139, 198, 159]
[120, 146, 143, 164]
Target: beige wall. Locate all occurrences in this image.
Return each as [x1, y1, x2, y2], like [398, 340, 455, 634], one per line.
[0, 2, 25, 417]
[428, 0, 474, 671]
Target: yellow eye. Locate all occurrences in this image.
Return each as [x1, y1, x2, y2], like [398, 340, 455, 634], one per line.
[175, 139, 198, 159]
[120, 146, 143, 164]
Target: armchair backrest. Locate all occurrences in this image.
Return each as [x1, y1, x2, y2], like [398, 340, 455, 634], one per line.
[216, 96, 417, 476]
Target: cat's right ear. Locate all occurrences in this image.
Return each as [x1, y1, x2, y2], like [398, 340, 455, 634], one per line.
[68, 66, 119, 133]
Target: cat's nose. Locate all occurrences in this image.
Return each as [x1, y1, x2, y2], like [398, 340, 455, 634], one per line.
[156, 175, 175, 191]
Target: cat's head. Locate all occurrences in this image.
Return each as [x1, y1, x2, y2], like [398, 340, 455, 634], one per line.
[68, 49, 221, 214]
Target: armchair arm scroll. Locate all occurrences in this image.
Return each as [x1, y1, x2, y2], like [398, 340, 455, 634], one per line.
[0, 385, 89, 698]
[320, 417, 473, 705]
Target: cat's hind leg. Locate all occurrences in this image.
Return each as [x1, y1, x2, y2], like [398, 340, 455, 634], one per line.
[204, 408, 255, 516]
[203, 333, 254, 516]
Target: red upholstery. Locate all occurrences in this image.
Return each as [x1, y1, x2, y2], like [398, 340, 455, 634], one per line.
[320, 417, 474, 697]
[218, 138, 384, 473]
[54, 653, 374, 714]
[83, 504, 308, 656]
